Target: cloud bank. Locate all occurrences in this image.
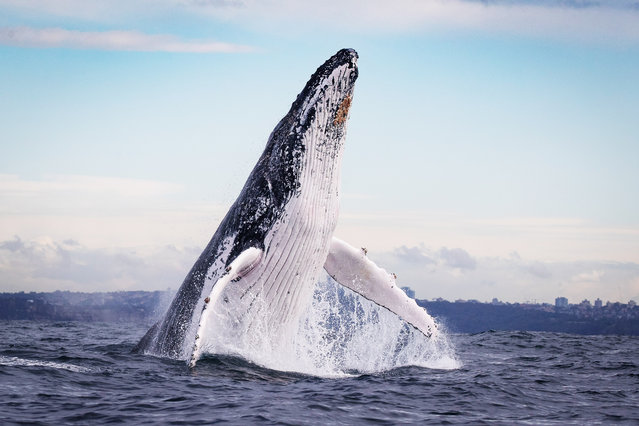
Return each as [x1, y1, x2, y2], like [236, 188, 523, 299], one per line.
[0, 174, 225, 249]
[0, 27, 253, 52]
[2, 174, 637, 302]
[2, 235, 637, 304]
[373, 244, 639, 304]
[1, 0, 639, 44]
[0, 236, 200, 292]
[182, 0, 639, 44]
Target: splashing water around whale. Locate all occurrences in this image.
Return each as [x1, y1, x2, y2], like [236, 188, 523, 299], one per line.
[135, 49, 454, 374]
[194, 274, 458, 377]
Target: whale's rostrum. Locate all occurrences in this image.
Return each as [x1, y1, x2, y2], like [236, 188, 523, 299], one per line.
[135, 49, 438, 366]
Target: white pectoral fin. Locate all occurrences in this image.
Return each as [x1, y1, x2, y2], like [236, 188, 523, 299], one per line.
[189, 247, 262, 367]
[324, 237, 438, 339]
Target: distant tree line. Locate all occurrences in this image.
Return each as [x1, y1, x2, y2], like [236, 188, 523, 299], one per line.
[418, 300, 639, 336]
[0, 291, 168, 323]
[1, 291, 638, 335]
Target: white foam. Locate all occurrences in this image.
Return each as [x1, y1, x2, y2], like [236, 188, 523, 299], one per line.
[199, 275, 460, 377]
[0, 355, 91, 373]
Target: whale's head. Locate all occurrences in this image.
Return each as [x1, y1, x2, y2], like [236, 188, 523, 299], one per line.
[291, 48, 359, 142]
[259, 49, 359, 203]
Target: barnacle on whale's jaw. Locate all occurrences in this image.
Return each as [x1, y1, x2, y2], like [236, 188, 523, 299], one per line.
[333, 95, 352, 126]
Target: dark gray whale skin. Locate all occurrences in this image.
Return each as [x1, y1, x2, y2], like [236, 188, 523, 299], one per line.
[135, 49, 359, 359]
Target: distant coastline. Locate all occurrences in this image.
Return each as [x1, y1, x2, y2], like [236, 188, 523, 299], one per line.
[419, 299, 639, 336]
[1, 290, 638, 336]
[0, 290, 169, 324]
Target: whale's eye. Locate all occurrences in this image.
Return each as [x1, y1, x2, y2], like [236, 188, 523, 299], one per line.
[333, 95, 352, 126]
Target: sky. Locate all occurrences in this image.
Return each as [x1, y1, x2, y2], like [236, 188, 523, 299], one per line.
[1, 0, 638, 304]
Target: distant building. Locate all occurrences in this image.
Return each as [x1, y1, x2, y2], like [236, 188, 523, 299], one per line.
[401, 287, 415, 299]
[555, 297, 568, 308]
[492, 298, 501, 305]
[580, 299, 591, 307]
[594, 298, 603, 308]
[629, 300, 637, 307]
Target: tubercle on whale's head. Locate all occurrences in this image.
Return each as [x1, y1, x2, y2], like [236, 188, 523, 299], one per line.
[304, 48, 358, 96]
[262, 48, 358, 148]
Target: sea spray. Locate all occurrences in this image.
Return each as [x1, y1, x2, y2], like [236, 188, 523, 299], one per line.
[198, 274, 459, 376]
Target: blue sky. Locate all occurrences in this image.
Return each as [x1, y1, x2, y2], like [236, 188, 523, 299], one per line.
[1, 0, 638, 303]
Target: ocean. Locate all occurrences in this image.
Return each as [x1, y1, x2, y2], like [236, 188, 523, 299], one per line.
[1, 319, 638, 425]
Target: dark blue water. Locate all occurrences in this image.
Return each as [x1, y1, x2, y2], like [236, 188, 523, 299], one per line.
[1, 321, 638, 424]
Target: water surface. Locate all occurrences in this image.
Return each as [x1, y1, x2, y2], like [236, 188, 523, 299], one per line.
[1, 321, 637, 424]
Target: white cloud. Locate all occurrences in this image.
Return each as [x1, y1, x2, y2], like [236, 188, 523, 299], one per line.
[1, 175, 638, 302]
[0, 235, 201, 292]
[571, 269, 605, 283]
[0, 27, 253, 52]
[335, 210, 639, 264]
[525, 261, 552, 279]
[462, 0, 639, 9]
[0, 174, 227, 248]
[0, 174, 182, 198]
[371, 244, 639, 304]
[182, 0, 639, 44]
[1, 234, 638, 304]
[439, 247, 477, 270]
[0, 174, 183, 218]
[1, 0, 638, 44]
[393, 245, 437, 266]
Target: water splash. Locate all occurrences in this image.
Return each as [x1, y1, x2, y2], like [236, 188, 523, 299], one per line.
[198, 274, 459, 377]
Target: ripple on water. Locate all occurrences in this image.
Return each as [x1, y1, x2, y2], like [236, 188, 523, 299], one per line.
[1, 321, 638, 424]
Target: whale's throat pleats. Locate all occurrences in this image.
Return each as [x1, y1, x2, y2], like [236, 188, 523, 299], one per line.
[196, 64, 352, 349]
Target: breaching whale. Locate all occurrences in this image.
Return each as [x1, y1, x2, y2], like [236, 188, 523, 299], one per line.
[135, 49, 438, 366]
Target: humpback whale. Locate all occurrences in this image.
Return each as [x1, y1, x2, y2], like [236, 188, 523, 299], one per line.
[136, 49, 438, 366]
